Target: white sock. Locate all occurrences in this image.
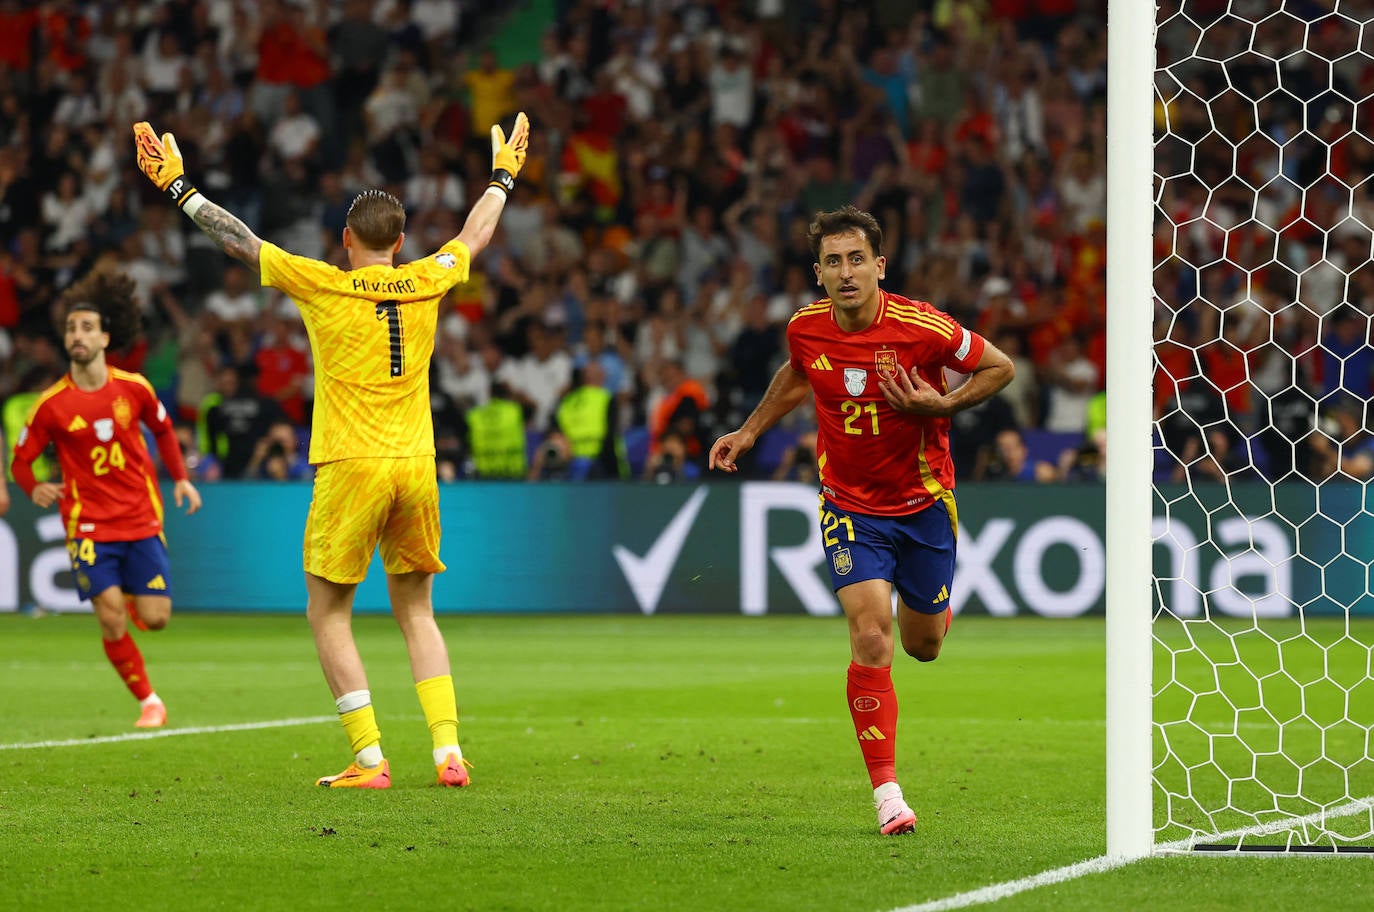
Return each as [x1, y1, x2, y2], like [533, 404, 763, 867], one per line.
[335, 689, 371, 713]
[356, 743, 384, 768]
[433, 745, 463, 765]
[140, 693, 163, 708]
[874, 781, 903, 805]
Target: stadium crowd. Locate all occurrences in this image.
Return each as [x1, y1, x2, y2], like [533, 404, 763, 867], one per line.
[0, 0, 1121, 486]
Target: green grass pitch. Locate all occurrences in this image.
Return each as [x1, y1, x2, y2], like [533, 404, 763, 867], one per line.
[3, 613, 1374, 911]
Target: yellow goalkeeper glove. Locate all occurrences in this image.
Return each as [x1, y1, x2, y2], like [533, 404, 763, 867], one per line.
[488, 111, 530, 195]
[133, 121, 201, 209]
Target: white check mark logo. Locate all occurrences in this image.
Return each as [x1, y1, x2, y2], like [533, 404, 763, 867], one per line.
[612, 487, 709, 615]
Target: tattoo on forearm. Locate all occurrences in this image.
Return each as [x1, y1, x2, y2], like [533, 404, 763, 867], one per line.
[191, 200, 262, 264]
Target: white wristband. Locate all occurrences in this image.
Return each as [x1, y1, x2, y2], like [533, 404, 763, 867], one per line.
[182, 194, 207, 218]
[483, 186, 508, 202]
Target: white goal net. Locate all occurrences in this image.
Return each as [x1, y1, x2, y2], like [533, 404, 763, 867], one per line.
[1150, 0, 1374, 851]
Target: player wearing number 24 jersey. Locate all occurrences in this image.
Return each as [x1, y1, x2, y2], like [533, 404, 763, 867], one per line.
[710, 206, 1014, 837]
[135, 112, 531, 790]
[11, 269, 203, 730]
[16, 367, 179, 541]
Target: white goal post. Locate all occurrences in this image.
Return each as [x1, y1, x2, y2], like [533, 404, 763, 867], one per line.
[1109, 0, 1374, 857]
[1105, 0, 1156, 862]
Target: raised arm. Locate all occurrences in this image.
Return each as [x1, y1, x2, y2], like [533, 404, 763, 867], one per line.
[456, 112, 530, 258]
[133, 122, 264, 271]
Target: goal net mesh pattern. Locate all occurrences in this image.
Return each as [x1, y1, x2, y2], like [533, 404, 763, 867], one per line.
[1153, 0, 1374, 849]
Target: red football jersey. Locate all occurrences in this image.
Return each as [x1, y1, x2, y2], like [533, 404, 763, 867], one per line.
[12, 368, 185, 541]
[787, 290, 986, 516]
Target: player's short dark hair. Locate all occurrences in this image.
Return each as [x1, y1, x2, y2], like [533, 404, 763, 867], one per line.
[807, 205, 884, 260]
[346, 189, 406, 250]
[60, 268, 141, 350]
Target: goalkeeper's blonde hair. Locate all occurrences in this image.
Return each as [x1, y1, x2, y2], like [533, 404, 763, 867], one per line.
[346, 189, 406, 250]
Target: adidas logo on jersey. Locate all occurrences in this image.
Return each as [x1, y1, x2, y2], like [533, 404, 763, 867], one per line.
[67, 415, 89, 432]
[145, 575, 167, 591]
[810, 355, 833, 371]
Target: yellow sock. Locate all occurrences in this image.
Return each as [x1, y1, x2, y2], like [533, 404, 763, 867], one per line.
[415, 674, 459, 753]
[339, 704, 382, 759]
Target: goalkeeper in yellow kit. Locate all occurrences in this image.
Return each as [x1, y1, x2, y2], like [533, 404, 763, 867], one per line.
[133, 113, 530, 789]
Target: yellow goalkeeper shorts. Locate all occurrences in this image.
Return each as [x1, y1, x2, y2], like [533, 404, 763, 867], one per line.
[303, 455, 446, 583]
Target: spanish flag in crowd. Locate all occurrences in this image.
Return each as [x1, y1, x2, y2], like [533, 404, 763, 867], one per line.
[560, 131, 621, 221]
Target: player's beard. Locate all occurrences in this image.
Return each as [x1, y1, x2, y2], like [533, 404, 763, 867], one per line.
[67, 345, 99, 366]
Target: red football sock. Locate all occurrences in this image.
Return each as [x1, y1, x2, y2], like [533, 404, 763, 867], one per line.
[847, 662, 898, 789]
[103, 633, 154, 701]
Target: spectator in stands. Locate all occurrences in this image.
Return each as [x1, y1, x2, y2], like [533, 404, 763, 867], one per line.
[364, 63, 422, 184]
[1319, 306, 1374, 402]
[204, 263, 262, 330]
[724, 292, 783, 414]
[268, 89, 322, 168]
[951, 388, 1019, 482]
[1041, 333, 1099, 433]
[436, 335, 491, 411]
[1158, 374, 1231, 484]
[245, 419, 312, 481]
[171, 419, 221, 483]
[645, 429, 701, 484]
[648, 358, 711, 467]
[3, 365, 61, 483]
[254, 313, 311, 426]
[983, 428, 1049, 482]
[545, 361, 626, 481]
[464, 380, 528, 480]
[771, 429, 819, 484]
[990, 328, 1039, 428]
[463, 47, 516, 140]
[1309, 395, 1374, 482]
[204, 365, 286, 479]
[329, 0, 390, 147]
[498, 320, 574, 432]
[41, 171, 94, 255]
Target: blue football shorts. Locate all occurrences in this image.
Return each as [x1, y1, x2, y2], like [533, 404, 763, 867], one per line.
[819, 497, 956, 614]
[67, 535, 173, 602]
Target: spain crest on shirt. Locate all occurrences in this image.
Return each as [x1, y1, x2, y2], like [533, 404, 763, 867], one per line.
[875, 349, 897, 377]
[113, 395, 134, 429]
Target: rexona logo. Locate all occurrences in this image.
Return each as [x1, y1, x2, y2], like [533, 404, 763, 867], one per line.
[609, 483, 1298, 618]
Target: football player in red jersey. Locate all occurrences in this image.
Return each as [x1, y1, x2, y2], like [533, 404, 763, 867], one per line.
[11, 269, 202, 729]
[709, 206, 1015, 835]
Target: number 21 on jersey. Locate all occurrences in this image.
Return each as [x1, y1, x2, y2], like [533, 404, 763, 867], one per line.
[821, 509, 855, 547]
[841, 400, 880, 435]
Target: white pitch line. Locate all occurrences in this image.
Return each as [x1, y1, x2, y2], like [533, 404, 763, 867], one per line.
[888, 796, 1374, 912]
[0, 715, 336, 751]
[884, 853, 1135, 912]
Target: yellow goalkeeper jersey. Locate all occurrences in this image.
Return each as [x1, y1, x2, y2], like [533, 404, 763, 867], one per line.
[259, 239, 471, 464]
